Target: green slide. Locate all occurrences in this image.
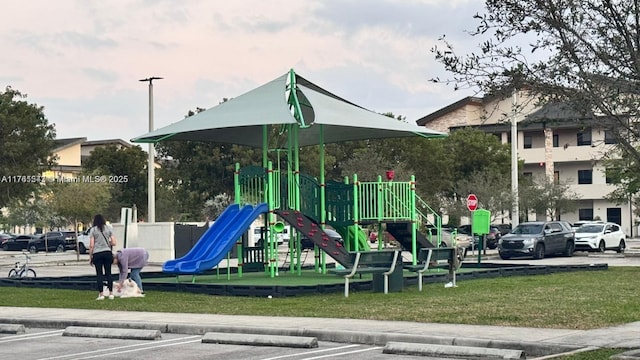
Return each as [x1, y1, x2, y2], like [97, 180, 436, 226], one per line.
[334, 226, 371, 252]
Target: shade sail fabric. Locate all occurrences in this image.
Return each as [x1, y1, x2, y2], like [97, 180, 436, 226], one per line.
[131, 71, 446, 147]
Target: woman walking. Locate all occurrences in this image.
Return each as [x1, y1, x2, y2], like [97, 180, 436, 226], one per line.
[89, 214, 116, 300]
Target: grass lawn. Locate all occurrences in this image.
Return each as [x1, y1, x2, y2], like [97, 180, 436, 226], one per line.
[1, 266, 638, 360]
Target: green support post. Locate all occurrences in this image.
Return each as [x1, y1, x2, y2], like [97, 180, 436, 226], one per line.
[410, 175, 417, 265]
[234, 163, 243, 278]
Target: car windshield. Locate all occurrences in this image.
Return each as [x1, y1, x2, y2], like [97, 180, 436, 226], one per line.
[512, 224, 543, 235]
[577, 225, 604, 233]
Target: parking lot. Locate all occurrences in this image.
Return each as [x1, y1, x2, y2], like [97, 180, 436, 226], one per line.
[0, 326, 442, 360]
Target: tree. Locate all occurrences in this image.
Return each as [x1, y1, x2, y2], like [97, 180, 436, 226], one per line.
[519, 175, 580, 221]
[432, 0, 640, 193]
[454, 169, 514, 224]
[0, 87, 56, 208]
[83, 145, 147, 221]
[48, 180, 111, 259]
[202, 193, 233, 221]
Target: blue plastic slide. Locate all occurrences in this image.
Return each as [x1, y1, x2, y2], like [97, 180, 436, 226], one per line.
[162, 204, 240, 272]
[163, 203, 269, 275]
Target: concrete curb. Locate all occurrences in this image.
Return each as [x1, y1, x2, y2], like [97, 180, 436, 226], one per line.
[202, 332, 318, 348]
[0, 323, 25, 334]
[383, 341, 525, 359]
[62, 326, 162, 340]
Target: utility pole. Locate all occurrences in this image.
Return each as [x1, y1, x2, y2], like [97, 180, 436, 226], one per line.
[139, 77, 163, 223]
[511, 89, 520, 228]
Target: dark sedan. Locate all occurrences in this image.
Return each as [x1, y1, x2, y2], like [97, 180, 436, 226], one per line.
[2, 235, 38, 251]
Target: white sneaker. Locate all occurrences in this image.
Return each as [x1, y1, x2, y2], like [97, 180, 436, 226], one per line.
[96, 295, 105, 300]
[108, 295, 114, 300]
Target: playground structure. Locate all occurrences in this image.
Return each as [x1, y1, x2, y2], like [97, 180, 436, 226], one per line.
[134, 69, 456, 287]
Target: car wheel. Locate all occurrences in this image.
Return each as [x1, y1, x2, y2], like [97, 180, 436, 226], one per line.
[617, 239, 626, 253]
[78, 243, 87, 254]
[598, 240, 606, 253]
[499, 252, 510, 260]
[28, 245, 37, 254]
[2, 244, 7, 251]
[563, 242, 575, 257]
[56, 243, 65, 253]
[533, 244, 545, 259]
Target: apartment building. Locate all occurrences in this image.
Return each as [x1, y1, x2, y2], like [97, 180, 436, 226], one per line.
[416, 92, 635, 237]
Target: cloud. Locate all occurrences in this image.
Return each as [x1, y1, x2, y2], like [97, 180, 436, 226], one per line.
[0, 0, 489, 142]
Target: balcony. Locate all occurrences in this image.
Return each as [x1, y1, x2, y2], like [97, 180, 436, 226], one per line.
[519, 145, 610, 164]
[568, 183, 615, 200]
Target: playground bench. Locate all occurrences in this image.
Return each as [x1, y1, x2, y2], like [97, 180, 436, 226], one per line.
[403, 247, 459, 291]
[329, 249, 400, 297]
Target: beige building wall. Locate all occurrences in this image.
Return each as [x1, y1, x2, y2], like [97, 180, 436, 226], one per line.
[418, 93, 636, 237]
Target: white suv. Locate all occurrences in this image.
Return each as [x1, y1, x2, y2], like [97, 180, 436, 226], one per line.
[76, 229, 90, 254]
[574, 222, 626, 253]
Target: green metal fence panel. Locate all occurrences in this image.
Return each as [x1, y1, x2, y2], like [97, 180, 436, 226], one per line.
[298, 173, 321, 222]
[325, 180, 353, 226]
[358, 181, 413, 221]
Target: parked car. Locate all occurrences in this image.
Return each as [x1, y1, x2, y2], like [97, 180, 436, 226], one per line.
[2, 234, 37, 251]
[498, 221, 575, 260]
[77, 228, 90, 254]
[428, 228, 472, 250]
[492, 223, 512, 235]
[0, 233, 16, 249]
[574, 222, 626, 253]
[27, 231, 74, 253]
[571, 220, 595, 230]
[457, 225, 499, 250]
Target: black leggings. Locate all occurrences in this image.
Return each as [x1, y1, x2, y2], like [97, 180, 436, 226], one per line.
[93, 251, 114, 292]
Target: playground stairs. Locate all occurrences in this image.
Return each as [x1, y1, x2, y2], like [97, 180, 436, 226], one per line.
[385, 222, 436, 251]
[275, 208, 352, 267]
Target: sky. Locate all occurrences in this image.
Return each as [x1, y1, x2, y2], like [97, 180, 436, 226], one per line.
[1, 0, 486, 143]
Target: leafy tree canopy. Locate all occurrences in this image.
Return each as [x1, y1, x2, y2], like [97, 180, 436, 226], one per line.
[82, 144, 147, 221]
[432, 0, 640, 197]
[0, 87, 56, 208]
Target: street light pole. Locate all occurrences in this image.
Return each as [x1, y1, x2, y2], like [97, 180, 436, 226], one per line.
[511, 88, 520, 228]
[139, 76, 163, 223]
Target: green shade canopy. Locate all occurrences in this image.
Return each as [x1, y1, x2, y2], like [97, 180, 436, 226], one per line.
[131, 71, 446, 147]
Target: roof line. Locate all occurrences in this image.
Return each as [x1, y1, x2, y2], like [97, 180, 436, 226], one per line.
[415, 96, 483, 126]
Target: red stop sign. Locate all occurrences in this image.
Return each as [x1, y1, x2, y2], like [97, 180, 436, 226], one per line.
[466, 194, 478, 211]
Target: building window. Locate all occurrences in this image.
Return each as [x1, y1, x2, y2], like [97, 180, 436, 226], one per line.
[578, 170, 593, 184]
[604, 130, 617, 144]
[553, 134, 559, 147]
[605, 168, 614, 184]
[554, 171, 560, 185]
[578, 208, 594, 221]
[523, 135, 532, 149]
[577, 129, 592, 146]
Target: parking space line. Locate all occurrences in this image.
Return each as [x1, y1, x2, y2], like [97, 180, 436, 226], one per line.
[36, 335, 201, 360]
[261, 344, 362, 360]
[0, 329, 64, 343]
[298, 346, 383, 360]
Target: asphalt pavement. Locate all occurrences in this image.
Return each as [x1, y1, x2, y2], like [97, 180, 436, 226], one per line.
[2, 245, 640, 359]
